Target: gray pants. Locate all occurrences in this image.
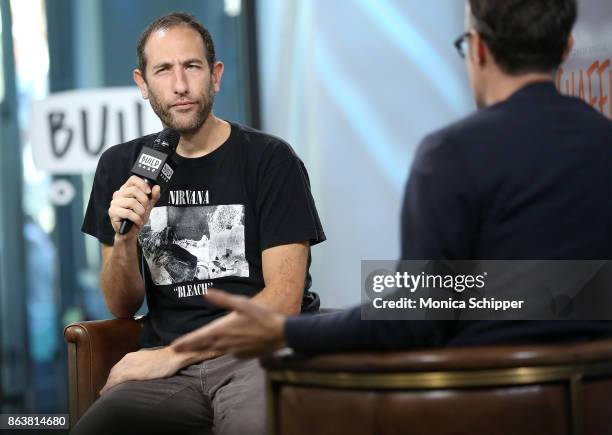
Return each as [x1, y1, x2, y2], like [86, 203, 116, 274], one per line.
[71, 354, 266, 435]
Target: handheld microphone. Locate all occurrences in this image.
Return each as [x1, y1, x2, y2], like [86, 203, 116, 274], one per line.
[118, 128, 181, 235]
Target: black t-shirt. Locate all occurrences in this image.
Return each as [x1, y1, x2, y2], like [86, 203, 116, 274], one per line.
[82, 122, 326, 347]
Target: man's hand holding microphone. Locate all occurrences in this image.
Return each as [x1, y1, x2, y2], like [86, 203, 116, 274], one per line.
[109, 128, 180, 239]
[109, 177, 161, 239]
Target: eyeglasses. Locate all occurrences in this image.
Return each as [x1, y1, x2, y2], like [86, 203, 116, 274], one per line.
[454, 31, 471, 59]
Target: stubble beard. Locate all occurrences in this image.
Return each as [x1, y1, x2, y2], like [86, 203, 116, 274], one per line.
[148, 79, 216, 135]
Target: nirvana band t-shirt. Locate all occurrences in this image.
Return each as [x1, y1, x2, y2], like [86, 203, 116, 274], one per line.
[82, 122, 326, 347]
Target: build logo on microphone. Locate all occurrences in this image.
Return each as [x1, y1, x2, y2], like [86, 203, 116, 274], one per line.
[160, 163, 174, 183]
[138, 153, 162, 171]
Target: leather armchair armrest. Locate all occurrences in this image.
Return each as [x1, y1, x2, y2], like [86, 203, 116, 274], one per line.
[261, 338, 612, 372]
[261, 339, 612, 435]
[64, 318, 143, 424]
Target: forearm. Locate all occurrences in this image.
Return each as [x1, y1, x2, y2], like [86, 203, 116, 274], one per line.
[284, 305, 449, 354]
[100, 236, 145, 318]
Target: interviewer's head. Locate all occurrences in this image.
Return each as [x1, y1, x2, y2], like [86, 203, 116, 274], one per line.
[459, 0, 577, 107]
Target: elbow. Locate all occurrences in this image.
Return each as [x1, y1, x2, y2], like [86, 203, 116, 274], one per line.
[107, 302, 138, 319]
[289, 301, 303, 316]
[101, 283, 141, 319]
[284, 305, 301, 316]
[284, 295, 303, 316]
[269, 293, 302, 316]
[111, 309, 137, 320]
[269, 300, 300, 316]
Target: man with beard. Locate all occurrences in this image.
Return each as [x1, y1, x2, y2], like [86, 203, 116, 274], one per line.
[76, 12, 325, 435]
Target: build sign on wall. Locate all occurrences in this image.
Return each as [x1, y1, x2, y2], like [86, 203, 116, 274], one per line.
[31, 87, 162, 174]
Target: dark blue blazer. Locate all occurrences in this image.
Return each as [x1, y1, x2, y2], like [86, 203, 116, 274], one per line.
[286, 82, 612, 354]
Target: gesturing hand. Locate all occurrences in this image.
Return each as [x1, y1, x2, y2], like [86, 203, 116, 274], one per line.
[171, 290, 288, 359]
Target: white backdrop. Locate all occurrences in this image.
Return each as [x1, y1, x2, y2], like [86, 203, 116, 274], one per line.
[257, 0, 612, 308]
[257, 0, 472, 307]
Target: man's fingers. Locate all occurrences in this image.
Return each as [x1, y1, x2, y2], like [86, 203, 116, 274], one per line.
[172, 315, 251, 352]
[123, 175, 152, 194]
[109, 205, 144, 228]
[207, 336, 244, 354]
[211, 335, 266, 353]
[109, 182, 154, 232]
[100, 365, 122, 395]
[215, 340, 267, 359]
[100, 376, 117, 395]
[172, 331, 216, 352]
[116, 185, 150, 205]
[113, 197, 147, 217]
[171, 322, 224, 351]
[205, 290, 253, 314]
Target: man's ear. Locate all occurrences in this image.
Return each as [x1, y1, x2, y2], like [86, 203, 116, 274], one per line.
[211, 61, 224, 93]
[471, 31, 488, 67]
[133, 69, 149, 99]
[562, 35, 575, 63]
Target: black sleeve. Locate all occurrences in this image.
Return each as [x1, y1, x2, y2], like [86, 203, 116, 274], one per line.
[401, 132, 479, 260]
[256, 156, 326, 250]
[285, 305, 451, 354]
[81, 151, 122, 246]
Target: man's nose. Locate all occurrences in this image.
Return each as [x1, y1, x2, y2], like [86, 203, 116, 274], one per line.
[173, 68, 189, 95]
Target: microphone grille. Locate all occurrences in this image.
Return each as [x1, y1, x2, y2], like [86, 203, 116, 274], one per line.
[154, 128, 181, 151]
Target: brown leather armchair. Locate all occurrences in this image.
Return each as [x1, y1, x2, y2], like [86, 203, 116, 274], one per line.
[262, 339, 612, 435]
[64, 319, 612, 434]
[64, 318, 144, 426]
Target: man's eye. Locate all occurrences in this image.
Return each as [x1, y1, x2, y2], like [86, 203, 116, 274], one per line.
[187, 64, 200, 69]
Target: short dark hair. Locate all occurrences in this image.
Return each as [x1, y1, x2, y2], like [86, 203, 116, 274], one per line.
[468, 0, 577, 75]
[137, 12, 216, 79]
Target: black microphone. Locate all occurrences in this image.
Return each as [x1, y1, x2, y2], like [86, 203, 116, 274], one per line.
[118, 128, 181, 235]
